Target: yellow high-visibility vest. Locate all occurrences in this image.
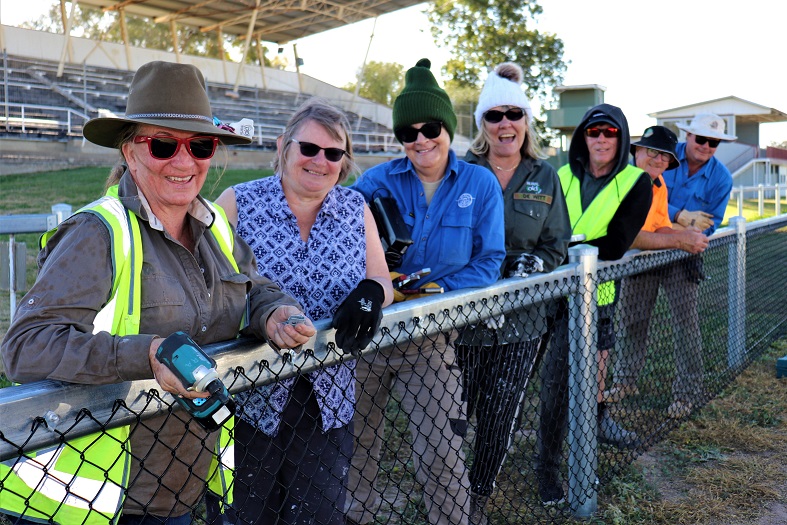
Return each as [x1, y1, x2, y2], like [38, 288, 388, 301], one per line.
[558, 164, 644, 305]
[0, 185, 238, 524]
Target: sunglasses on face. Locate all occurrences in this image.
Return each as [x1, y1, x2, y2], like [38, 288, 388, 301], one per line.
[290, 139, 347, 163]
[483, 108, 526, 124]
[395, 121, 443, 143]
[646, 148, 673, 163]
[133, 135, 218, 160]
[585, 127, 620, 139]
[693, 135, 721, 148]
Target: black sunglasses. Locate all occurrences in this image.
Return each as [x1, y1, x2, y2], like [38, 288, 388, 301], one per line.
[134, 135, 218, 160]
[585, 127, 620, 139]
[693, 135, 721, 148]
[395, 121, 443, 143]
[483, 108, 525, 124]
[290, 139, 347, 163]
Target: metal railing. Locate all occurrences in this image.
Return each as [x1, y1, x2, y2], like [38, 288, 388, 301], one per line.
[0, 204, 71, 321]
[730, 183, 785, 217]
[1, 214, 786, 523]
[1, 103, 90, 135]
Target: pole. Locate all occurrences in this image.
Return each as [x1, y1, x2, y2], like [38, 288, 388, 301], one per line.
[567, 244, 599, 518]
[351, 16, 377, 117]
[727, 216, 747, 369]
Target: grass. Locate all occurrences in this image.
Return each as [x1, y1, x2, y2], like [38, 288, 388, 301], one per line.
[723, 196, 782, 225]
[591, 338, 787, 525]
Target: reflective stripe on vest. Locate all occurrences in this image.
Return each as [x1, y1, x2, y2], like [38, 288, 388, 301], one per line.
[558, 164, 644, 306]
[0, 186, 238, 523]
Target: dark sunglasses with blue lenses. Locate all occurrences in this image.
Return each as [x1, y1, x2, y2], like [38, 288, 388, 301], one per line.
[395, 121, 443, 143]
[290, 139, 347, 162]
[483, 108, 525, 124]
[133, 135, 218, 160]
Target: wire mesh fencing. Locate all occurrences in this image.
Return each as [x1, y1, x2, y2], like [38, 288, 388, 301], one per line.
[1, 215, 786, 525]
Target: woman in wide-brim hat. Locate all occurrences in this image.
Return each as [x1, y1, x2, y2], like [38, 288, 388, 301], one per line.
[0, 60, 314, 525]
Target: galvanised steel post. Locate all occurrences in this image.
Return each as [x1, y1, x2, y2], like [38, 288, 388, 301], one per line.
[567, 244, 598, 517]
[727, 216, 747, 369]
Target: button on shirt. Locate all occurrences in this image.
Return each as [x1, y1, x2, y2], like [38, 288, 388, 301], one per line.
[662, 142, 733, 235]
[352, 149, 505, 291]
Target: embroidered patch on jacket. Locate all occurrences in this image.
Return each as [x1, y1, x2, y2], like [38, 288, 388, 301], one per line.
[514, 192, 553, 204]
[457, 193, 475, 208]
[526, 181, 542, 193]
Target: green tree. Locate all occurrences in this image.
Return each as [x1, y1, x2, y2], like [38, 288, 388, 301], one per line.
[428, 0, 565, 97]
[428, 0, 566, 138]
[343, 61, 405, 107]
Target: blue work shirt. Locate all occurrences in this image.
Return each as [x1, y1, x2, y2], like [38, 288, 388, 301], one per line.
[662, 142, 733, 235]
[352, 149, 505, 291]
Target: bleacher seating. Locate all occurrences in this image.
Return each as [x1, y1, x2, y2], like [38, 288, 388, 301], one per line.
[1, 54, 400, 153]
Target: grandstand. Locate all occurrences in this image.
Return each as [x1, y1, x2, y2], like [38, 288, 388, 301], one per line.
[0, 22, 436, 175]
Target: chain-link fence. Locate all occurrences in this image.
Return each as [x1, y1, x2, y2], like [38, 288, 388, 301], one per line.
[1, 215, 786, 524]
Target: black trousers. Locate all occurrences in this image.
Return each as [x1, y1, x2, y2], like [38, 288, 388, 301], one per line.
[457, 337, 542, 497]
[226, 376, 353, 525]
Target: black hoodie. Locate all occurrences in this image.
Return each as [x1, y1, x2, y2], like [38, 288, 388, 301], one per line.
[563, 103, 652, 261]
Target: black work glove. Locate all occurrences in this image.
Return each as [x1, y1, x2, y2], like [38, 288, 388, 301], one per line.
[506, 253, 544, 278]
[331, 279, 385, 357]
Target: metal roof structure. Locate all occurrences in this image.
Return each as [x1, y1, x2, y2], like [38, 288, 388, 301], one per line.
[76, 0, 424, 44]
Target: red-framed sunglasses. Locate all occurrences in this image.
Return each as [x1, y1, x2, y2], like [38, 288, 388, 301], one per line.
[585, 127, 620, 139]
[133, 135, 219, 160]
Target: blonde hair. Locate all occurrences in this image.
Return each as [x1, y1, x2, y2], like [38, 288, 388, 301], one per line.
[470, 62, 545, 160]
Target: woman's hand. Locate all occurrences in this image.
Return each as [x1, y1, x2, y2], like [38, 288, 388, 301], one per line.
[265, 306, 316, 353]
[148, 338, 209, 400]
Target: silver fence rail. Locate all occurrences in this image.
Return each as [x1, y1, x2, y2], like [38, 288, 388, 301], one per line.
[730, 183, 785, 217]
[1, 214, 786, 524]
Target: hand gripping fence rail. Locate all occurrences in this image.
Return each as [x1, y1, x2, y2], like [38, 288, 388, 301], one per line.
[1, 215, 786, 524]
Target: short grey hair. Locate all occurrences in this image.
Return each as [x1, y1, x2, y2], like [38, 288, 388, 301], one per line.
[274, 98, 359, 183]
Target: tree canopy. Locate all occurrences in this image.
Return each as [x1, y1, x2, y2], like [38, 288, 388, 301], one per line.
[343, 61, 405, 107]
[428, 0, 566, 108]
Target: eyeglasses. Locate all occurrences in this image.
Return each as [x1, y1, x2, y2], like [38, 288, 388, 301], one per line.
[133, 135, 218, 160]
[395, 121, 443, 143]
[483, 108, 525, 124]
[290, 139, 347, 163]
[693, 135, 721, 148]
[585, 127, 620, 139]
[645, 148, 673, 163]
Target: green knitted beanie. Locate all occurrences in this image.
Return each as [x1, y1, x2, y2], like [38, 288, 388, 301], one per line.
[392, 58, 457, 142]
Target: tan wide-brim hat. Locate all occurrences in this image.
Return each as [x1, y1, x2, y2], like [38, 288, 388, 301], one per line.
[82, 60, 252, 148]
[676, 113, 737, 141]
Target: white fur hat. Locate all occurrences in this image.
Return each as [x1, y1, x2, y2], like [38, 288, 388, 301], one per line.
[474, 62, 533, 130]
[677, 113, 737, 141]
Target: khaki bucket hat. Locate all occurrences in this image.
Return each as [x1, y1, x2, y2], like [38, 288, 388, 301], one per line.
[82, 60, 252, 148]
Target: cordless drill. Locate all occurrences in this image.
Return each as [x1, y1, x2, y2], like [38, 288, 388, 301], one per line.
[155, 331, 235, 431]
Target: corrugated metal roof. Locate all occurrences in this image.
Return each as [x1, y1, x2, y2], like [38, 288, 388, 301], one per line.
[76, 0, 424, 44]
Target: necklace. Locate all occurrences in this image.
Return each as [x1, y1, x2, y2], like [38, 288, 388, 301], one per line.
[489, 155, 520, 172]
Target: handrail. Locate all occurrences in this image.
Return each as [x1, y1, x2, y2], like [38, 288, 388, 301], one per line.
[4, 215, 786, 462]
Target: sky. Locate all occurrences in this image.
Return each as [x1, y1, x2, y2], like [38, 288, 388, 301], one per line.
[2, 0, 786, 147]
